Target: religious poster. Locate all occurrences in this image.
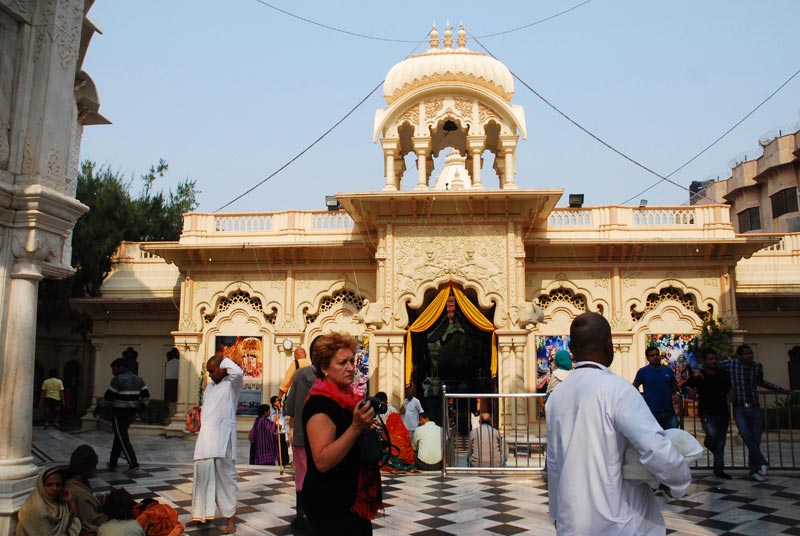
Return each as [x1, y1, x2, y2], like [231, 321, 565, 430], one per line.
[215, 335, 263, 415]
[645, 333, 698, 389]
[353, 334, 370, 396]
[535, 335, 570, 392]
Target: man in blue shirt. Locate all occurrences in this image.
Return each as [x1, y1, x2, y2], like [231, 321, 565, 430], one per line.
[633, 347, 679, 429]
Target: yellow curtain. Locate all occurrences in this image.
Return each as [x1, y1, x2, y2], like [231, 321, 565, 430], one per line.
[405, 285, 451, 385]
[452, 287, 498, 378]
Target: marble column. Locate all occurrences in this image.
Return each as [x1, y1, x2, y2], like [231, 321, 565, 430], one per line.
[0, 249, 43, 534]
[381, 139, 399, 191]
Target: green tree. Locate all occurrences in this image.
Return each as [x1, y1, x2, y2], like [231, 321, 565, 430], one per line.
[38, 159, 199, 328]
[689, 317, 735, 361]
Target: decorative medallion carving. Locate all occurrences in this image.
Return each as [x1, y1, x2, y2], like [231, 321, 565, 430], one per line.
[477, 102, 499, 124]
[398, 105, 419, 127]
[45, 147, 61, 188]
[393, 225, 506, 297]
[453, 97, 473, 119]
[424, 98, 444, 120]
[591, 272, 609, 289]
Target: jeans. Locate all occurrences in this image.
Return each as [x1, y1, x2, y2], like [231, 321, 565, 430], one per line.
[701, 415, 729, 472]
[733, 405, 767, 473]
[652, 410, 678, 430]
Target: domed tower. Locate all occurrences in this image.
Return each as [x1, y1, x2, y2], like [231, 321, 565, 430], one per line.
[374, 23, 527, 191]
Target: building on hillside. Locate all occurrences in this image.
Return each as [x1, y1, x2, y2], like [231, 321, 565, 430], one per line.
[1, 1, 107, 532]
[74, 25, 796, 438]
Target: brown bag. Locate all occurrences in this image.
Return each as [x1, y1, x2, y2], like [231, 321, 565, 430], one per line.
[186, 406, 201, 433]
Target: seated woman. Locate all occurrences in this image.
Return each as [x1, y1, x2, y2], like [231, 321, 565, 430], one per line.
[382, 413, 416, 474]
[97, 489, 144, 536]
[302, 332, 382, 535]
[66, 444, 109, 533]
[16, 466, 81, 536]
[249, 404, 279, 465]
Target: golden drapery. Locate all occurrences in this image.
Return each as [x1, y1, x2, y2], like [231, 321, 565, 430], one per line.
[405, 283, 497, 385]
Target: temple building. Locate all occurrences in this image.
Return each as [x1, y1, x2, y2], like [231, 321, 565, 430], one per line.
[71, 25, 798, 436]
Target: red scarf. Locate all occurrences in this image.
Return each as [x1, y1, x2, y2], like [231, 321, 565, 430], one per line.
[307, 379, 383, 520]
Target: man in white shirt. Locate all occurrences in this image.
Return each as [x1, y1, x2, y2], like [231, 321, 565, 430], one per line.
[189, 355, 243, 535]
[412, 413, 443, 471]
[402, 387, 424, 440]
[546, 312, 691, 536]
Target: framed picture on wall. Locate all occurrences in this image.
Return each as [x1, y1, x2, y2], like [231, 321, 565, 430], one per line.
[535, 335, 570, 392]
[216, 335, 263, 415]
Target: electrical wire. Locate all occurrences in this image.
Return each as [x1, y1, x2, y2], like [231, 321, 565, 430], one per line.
[618, 67, 800, 205]
[467, 31, 712, 203]
[213, 81, 382, 213]
[252, 0, 593, 42]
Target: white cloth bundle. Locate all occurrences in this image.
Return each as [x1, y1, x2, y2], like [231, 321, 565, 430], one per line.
[623, 428, 703, 486]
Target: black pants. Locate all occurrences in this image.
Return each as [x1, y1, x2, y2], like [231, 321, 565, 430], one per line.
[111, 409, 138, 468]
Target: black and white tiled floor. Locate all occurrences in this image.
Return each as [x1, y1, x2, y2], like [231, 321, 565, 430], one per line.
[32, 428, 800, 535]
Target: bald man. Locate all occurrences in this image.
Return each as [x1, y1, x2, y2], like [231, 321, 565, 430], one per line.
[189, 355, 243, 534]
[277, 347, 311, 401]
[546, 312, 691, 536]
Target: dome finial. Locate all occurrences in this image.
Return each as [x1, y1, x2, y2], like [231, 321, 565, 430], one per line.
[457, 23, 467, 48]
[444, 22, 453, 48]
[429, 23, 439, 49]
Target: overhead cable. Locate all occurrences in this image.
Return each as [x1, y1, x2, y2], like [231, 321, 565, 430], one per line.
[618, 67, 800, 205]
[252, 0, 593, 43]
[468, 31, 712, 203]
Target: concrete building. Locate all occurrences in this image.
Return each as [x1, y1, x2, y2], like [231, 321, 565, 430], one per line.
[0, 0, 106, 532]
[71, 26, 799, 442]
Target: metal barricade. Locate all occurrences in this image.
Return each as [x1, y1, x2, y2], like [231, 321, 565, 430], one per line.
[441, 388, 547, 475]
[441, 389, 798, 474]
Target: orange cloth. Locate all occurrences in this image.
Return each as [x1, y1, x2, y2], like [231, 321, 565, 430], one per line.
[385, 413, 415, 466]
[136, 503, 184, 536]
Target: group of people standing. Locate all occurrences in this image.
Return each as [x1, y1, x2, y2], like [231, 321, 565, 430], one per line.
[633, 342, 789, 481]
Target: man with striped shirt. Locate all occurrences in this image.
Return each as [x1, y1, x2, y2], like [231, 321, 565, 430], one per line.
[718, 345, 789, 481]
[102, 357, 150, 475]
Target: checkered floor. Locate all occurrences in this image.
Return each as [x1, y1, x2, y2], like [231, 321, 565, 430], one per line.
[78, 465, 800, 536]
[30, 428, 800, 535]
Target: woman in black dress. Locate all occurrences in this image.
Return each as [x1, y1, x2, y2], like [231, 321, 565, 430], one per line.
[302, 332, 382, 535]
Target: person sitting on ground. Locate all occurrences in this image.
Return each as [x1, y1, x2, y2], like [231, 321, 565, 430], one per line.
[65, 444, 109, 532]
[249, 404, 279, 466]
[383, 413, 417, 473]
[133, 499, 183, 536]
[97, 489, 144, 536]
[468, 412, 506, 467]
[16, 466, 81, 536]
[412, 413, 443, 471]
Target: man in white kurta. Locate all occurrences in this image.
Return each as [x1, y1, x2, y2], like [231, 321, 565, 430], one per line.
[546, 312, 691, 536]
[191, 356, 243, 533]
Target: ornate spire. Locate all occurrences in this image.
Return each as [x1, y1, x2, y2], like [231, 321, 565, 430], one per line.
[457, 23, 467, 48]
[443, 22, 453, 48]
[429, 23, 439, 49]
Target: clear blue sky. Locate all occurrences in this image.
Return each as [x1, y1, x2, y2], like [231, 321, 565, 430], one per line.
[79, 0, 800, 213]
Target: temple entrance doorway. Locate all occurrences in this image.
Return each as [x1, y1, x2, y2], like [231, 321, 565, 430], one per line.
[407, 284, 495, 428]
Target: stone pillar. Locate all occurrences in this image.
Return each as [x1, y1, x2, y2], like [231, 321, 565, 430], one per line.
[0, 242, 44, 534]
[499, 135, 519, 189]
[81, 340, 105, 427]
[381, 139, 399, 191]
[467, 136, 485, 188]
[165, 337, 200, 436]
[412, 138, 431, 190]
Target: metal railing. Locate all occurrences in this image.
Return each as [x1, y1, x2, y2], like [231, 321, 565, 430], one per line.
[440, 390, 799, 475]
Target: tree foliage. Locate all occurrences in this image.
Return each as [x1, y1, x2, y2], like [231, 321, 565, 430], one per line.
[38, 159, 199, 329]
[689, 317, 735, 361]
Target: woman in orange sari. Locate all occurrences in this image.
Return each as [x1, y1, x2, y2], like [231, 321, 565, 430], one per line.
[383, 413, 416, 473]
